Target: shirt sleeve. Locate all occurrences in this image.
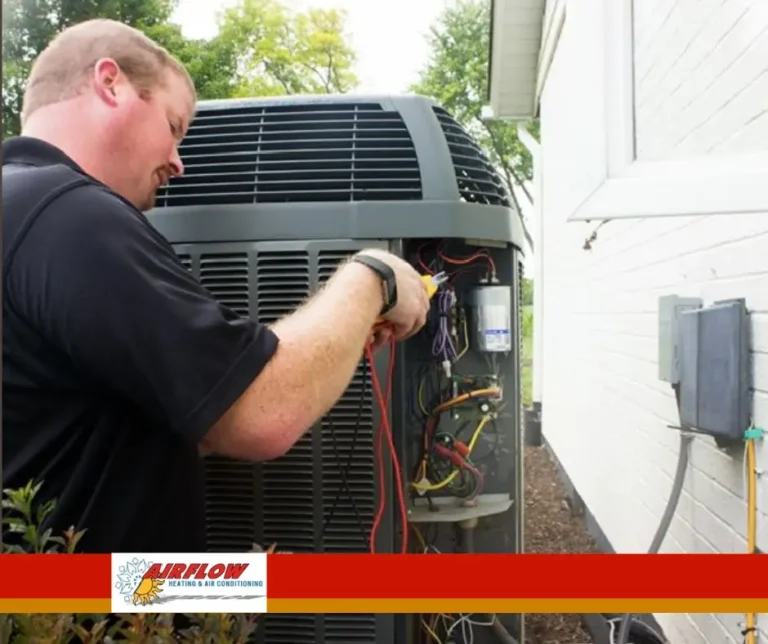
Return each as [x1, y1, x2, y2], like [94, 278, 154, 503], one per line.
[6, 182, 280, 443]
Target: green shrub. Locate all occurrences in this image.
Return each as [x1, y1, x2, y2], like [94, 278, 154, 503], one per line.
[1, 481, 260, 643]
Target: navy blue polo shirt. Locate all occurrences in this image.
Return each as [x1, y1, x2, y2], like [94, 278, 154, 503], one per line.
[2, 136, 279, 553]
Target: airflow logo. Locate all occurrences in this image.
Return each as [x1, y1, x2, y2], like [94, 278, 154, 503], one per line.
[112, 553, 267, 613]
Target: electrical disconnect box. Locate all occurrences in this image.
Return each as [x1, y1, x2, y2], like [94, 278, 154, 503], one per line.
[658, 294, 702, 384]
[677, 298, 750, 443]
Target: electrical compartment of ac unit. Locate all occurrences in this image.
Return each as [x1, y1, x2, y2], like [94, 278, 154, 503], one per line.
[402, 238, 520, 534]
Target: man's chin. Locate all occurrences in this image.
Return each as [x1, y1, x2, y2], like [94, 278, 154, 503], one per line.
[138, 193, 157, 213]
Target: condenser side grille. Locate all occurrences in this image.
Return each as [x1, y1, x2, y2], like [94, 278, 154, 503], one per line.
[317, 251, 378, 642]
[256, 251, 315, 553]
[432, 106, 510, 206]
[325, 615, 378, 643]
[200, 253, 249, 316]
[177, 253, 192, 272]
[195, 251, 258, 552]
[318, 252, 376, 554]
[202, 456, 257, 552]
[264, 616, 316, 644]
[176, 244, 383, 642]
[156, 102, 422, 206]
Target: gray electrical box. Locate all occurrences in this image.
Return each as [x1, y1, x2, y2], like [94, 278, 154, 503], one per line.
[658, 295, 703, 384]
[678, 298, 750, 442]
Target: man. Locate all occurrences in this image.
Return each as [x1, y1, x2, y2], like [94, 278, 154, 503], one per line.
[2, 19, 429, 553]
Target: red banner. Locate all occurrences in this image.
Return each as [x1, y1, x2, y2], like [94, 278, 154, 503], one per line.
[0, 553, 765, 613]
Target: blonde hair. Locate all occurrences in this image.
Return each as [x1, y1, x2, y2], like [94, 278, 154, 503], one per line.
[21, 18, 196, 125]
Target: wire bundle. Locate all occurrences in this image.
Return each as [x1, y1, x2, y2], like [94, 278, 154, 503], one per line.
[411, 391, 499, 501]
[410, 240, 504, 504]
[366, 334, 409, 555]
[412, 530, 507, 644]
[421, 612, 496, 644]
[431, 288, 458, 364]
[416, 240, 496, 281]
[322, 331, 408, 556]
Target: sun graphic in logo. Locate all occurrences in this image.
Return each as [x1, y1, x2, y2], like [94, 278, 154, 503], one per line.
[115, 558, 165, 606]
[132, 575, 164, 606]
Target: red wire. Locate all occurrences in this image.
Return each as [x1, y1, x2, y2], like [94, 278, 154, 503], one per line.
[368, 350, 388, 554]
[438, 248, 496, 275]
[416, 242, 434, 275]
[365, 333, 409, 555]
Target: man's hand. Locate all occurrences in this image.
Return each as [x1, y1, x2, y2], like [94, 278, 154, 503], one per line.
[353, 248, 430, 343]
[368, 326, 394, 351]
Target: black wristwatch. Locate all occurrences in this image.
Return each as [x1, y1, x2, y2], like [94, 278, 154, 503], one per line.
[352, 253, 398, 315]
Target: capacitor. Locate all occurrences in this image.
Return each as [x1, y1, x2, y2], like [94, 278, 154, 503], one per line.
[466, 280, 513, 353]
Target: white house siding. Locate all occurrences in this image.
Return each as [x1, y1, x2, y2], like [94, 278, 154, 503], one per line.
[633, 0, 768, 161]
[536, 1, 768, 642]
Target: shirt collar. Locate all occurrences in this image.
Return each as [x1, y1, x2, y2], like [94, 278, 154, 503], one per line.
[2, 136, 89, 176]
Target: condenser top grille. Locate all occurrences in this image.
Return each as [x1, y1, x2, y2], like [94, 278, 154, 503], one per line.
[155, 102, 422, 207]
[432, 106, 510, 206]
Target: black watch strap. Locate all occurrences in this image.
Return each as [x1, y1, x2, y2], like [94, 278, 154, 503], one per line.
[352, 253, 398, 315]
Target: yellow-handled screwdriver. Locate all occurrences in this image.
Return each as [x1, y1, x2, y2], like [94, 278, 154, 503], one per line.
[423, 270, 449, 298]
[374, 271, 448, 327]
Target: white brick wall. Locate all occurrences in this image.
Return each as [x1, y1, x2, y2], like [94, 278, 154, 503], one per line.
[536, 2, 768, 642]
[633, 0, 768, 161]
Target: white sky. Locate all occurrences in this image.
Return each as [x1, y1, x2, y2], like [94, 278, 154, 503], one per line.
[171, 0, 454, 94]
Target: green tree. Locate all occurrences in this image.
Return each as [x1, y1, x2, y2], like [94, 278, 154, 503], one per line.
[521, 277, 533, 306]
[2, 0, 359, 139]
[2, 0, 177, 137]
[217, 0, 358, 97]
[143, 22, 239, 100]
[411, 0, 538, 251]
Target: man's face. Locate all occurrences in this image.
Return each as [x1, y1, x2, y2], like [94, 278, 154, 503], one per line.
[96, 61, 194, 211]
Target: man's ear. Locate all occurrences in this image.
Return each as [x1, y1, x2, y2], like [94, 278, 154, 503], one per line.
[92, 58, 124, 107]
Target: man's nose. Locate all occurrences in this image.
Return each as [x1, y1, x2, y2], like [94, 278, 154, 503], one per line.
[169, 147, 184, 177]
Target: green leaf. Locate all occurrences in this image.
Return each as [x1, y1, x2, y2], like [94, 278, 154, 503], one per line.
[23, 523, 39, 550]
[36, 498, 57, 524]
[3, 518, 26, 533]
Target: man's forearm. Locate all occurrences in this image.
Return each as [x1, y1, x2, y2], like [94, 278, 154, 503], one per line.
[268, 260, 384, 427]
[205, 260, 385, 460]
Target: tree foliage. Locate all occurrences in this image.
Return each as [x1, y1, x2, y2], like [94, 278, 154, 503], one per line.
[142, 21, 241, 101]
[521, 277, 533, 307]
[2, 0, 358, 138]
[219, 0, 358, 97]
[411, 0, 539, 250]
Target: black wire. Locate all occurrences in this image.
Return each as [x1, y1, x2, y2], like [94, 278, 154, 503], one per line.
[320, 362, 370, 550]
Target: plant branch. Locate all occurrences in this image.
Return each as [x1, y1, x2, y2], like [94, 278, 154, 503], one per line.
[474, 118, 535, 253]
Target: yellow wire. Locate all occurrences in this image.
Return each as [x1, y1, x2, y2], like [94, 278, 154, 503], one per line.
[745, 436, 758, 644]
[747, 438, 757, 553]
[420, 617, 443, 644]
[410, 414, 491, 492]
[432, 388, 500, 415]
[411, 524, 427, 551]
[418, 375, 429, 416]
